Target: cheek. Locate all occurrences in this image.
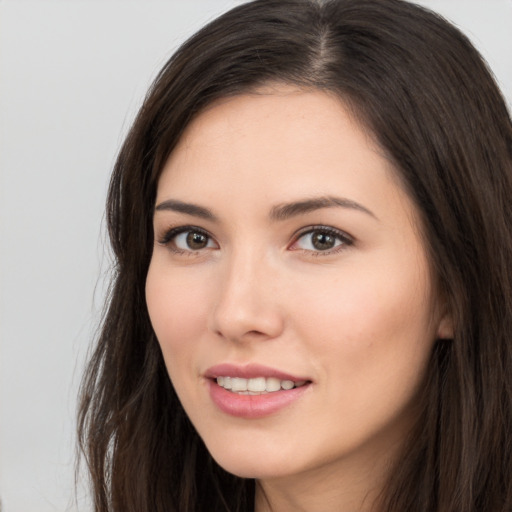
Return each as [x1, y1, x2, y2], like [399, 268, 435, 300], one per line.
[289, 265, 436, 453]
[291, 254, 436, 389]
[145, 264, 211, 371]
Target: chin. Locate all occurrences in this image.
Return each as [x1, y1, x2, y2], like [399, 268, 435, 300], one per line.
[206, 442, 300, 480]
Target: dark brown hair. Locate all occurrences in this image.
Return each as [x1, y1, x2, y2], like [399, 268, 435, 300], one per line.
[78, 1, 512, 510]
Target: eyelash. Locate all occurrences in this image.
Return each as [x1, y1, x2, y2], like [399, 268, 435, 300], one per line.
[157, 225, 354, 255]
[290, 225, 354, 256]
[157, 226, 215, 255]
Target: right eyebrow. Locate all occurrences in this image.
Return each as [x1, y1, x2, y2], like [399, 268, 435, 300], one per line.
[154, 199, 217, 221]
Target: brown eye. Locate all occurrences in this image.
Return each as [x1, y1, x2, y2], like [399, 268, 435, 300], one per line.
[291, 226, 352, 254]
[186, 231, 209, 250]
[311, 232, 337, 251]
[162, 228, 217, 252]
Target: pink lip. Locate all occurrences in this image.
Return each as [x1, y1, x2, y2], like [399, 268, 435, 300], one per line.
[204, 363, 312, 419]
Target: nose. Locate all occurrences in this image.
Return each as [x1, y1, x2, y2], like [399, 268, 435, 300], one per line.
[209, 249, 285, 343]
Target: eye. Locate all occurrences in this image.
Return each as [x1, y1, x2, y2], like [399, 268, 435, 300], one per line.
[290, 226, 352, 254]
[159, 226, 218, 252]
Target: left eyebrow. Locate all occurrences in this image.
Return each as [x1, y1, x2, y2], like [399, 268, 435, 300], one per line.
[269, 196, 377, 221]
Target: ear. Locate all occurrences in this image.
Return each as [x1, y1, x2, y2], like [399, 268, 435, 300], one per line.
[436, 310, 454, 340]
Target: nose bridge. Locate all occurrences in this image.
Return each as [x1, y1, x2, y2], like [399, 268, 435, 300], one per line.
[210, 243, 283, 341]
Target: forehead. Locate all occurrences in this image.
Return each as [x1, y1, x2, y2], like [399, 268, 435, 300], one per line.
[159, 86, 394, 194]
[174, 85, 370, 150]
[157, 87, 417, 227]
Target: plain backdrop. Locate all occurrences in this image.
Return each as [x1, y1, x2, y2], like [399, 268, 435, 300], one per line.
[0, 1, 511, 511]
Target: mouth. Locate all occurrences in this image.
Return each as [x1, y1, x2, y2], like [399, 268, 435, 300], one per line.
[215, 376, 308, 394]
[204, 363, 312, 418]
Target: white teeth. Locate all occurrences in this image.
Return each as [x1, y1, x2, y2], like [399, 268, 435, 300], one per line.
[215, 376, 307, 393]
[281, 380, 294, 390]
[266, 377, 281, 392]
[231, 377, 248, 392]
[248, 377, 266, 392]
[217, 376, 233, 389]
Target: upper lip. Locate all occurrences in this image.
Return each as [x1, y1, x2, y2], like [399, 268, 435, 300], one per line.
[204, 363, 310, 382]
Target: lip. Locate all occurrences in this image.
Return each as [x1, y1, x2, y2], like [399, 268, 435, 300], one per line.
[204, 363, 312, 419]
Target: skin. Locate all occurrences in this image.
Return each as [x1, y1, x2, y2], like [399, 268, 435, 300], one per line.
[146, 86, 452, 512]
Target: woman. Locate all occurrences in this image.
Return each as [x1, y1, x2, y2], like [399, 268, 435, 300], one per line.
[78, 0, 512, 510]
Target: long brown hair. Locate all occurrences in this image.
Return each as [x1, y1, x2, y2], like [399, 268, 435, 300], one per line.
[78, 1, 512, 510]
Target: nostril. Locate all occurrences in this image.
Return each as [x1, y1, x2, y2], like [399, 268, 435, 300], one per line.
[247, 330, 266, 337]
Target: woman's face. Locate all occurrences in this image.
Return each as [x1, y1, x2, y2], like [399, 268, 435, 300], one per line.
[146, 87, 451, 487]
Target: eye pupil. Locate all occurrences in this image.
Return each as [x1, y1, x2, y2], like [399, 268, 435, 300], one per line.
[312, 232, 335, 250]
[186, 231, 208, 249]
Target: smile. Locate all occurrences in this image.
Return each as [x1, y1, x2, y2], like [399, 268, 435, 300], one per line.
[205, 364, 312, 418]
[216, 376, 307, 394]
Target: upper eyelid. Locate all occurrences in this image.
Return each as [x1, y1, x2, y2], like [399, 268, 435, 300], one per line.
[157, 225, 214, 245]
[291, 225, 354, 242]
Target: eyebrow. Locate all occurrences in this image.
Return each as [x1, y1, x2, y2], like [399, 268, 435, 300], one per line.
[269, 196, 377, 221]
[154, 195, 377, 222]
[155, 199, 217, 220]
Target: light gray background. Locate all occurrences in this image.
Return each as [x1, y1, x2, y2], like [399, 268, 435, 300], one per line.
[1, 1, 511, 511]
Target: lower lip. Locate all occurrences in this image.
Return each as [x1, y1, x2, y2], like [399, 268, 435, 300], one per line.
[208, 380, 311, 418]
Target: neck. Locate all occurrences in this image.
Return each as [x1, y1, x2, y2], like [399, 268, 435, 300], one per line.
[253, 430, 404, 512]
[255, 466, 383, 512]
